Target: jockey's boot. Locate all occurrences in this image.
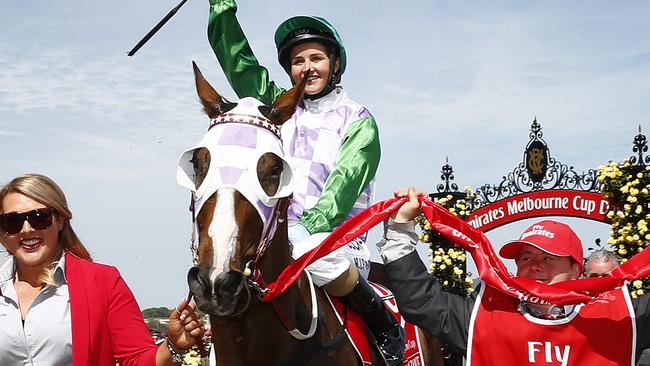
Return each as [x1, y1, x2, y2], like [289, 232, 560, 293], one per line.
[343, 277, 405, 366]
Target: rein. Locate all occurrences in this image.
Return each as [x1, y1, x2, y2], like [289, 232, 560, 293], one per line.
[188, 194, 318, 339]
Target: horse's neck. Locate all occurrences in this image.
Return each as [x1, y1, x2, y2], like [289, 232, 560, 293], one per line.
[259, 219, 292, 281]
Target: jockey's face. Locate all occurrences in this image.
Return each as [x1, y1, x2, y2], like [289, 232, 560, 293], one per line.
[289, 41, 339, 96]
[515, 245, 581, 284]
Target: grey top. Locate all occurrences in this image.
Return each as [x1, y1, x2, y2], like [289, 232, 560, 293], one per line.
[0, 255, 72, 365]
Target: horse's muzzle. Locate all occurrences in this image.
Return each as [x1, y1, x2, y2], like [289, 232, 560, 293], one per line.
[187, 266, 250, 317]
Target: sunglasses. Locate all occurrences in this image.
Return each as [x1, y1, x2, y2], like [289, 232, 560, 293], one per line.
[0, 208, 55, 235]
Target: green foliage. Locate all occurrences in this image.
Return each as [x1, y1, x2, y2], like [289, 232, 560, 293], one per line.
[416, 189, 476, 297]
[142, 306, 172, 318]
[598, 160, 650, 297]
[146, 318, 161, 331]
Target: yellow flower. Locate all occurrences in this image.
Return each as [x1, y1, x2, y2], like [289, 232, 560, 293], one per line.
[637, 289, 645, 296]
[634, 280, 644, 288]
[433, 255, 443, 263]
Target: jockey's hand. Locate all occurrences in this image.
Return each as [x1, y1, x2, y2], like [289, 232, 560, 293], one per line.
[391, 187, 425, 223]
[288, 222, 311, 247]
[167, 299, 205, 350]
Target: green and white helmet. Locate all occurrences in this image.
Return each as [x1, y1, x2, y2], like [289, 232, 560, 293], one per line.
[274, 16, 347, 87]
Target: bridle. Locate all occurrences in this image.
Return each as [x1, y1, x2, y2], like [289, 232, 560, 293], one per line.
[185, 116, 318, 340]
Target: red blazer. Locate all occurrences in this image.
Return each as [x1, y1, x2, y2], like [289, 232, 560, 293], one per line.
[65, 252, 158, 366]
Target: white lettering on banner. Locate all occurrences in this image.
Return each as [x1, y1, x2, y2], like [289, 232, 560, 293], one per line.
[527, 341, 570, 366]
[515, 289, 550, 305]
[467, 207, 505, 228]
[406, 357, 421, 366]
[572, 196, 596, 215]
[507, 197, 569, 215]
[599, 199, 610, 215]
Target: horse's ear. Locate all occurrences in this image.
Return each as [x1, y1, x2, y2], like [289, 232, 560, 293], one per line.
[193, 61, 226, 118]
[266, 69, 308, 125]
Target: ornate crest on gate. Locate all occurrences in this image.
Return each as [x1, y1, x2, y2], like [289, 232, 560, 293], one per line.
[473, 118, 600, 209]
[524, 118, 549, 183]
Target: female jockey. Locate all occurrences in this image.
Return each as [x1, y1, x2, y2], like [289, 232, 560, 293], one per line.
[207, 1, 404, 364]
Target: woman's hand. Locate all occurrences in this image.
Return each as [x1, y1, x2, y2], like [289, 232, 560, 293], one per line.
[390, 187, 426, 223]
[166, 299, 205, 350]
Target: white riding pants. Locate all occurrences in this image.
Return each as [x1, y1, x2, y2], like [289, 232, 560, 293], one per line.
[291, 232, 370, 287]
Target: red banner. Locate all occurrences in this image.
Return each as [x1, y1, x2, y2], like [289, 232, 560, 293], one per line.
[466, 190, 611, 232]
[262, 196, 650, 306]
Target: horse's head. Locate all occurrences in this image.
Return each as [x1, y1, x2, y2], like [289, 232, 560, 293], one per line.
[177, 62, 306, 317]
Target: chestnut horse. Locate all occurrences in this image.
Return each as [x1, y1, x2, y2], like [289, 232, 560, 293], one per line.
[178, 62, 443, 366]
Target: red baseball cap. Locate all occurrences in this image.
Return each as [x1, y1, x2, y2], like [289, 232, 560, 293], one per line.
[499, 220, 584, 272]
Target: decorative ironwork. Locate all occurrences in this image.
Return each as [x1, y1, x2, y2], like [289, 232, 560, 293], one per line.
[630, 125, 650, 166]
[429, 157, 468, 205]
[473, 118, 600, 209]
[432, 157, 461, 196]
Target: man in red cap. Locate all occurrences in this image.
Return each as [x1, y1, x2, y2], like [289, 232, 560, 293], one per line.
[376, 188, 650, 365]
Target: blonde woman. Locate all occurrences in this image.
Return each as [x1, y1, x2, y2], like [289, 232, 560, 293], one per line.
[0, 174, 204, 365]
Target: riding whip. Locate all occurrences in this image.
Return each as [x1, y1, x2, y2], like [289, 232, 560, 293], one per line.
[127, 0, 189, 56]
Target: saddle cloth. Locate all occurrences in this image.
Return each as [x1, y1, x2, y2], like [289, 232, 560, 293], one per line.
[327, 282, 425, 366]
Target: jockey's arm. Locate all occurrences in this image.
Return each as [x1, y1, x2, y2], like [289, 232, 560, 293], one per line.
[379, 220, 475, 352]
[299, 116, 380, 234]
[207, 0, 284, 105]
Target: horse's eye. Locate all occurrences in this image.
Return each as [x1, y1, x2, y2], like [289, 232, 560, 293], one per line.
[193, 148, 211, 189]
[257, 153, 283, 196]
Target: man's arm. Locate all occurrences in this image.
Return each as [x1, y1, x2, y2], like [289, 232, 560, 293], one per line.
[207, 0, 284, 104]
[633, 294, 650, 360]
[379, 220, 474, 351]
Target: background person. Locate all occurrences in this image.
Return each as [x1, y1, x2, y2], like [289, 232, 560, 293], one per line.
[0, 173, 204, 365]
[585, 248, 619, 278]
[206, 1, 404, 364]
[376, 187, 650, 364]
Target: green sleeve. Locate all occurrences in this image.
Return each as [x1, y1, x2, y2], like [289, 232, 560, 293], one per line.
[207, 0, 285, 105]
[299, 117, 381, 233]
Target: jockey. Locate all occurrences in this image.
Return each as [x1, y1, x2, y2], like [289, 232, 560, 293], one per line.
[207, 1, 404, 364]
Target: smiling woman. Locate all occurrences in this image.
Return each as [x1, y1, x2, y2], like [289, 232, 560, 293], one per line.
[0, 173, 205, 366]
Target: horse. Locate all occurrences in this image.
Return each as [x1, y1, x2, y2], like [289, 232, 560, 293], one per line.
[178, 61, 444, 366]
